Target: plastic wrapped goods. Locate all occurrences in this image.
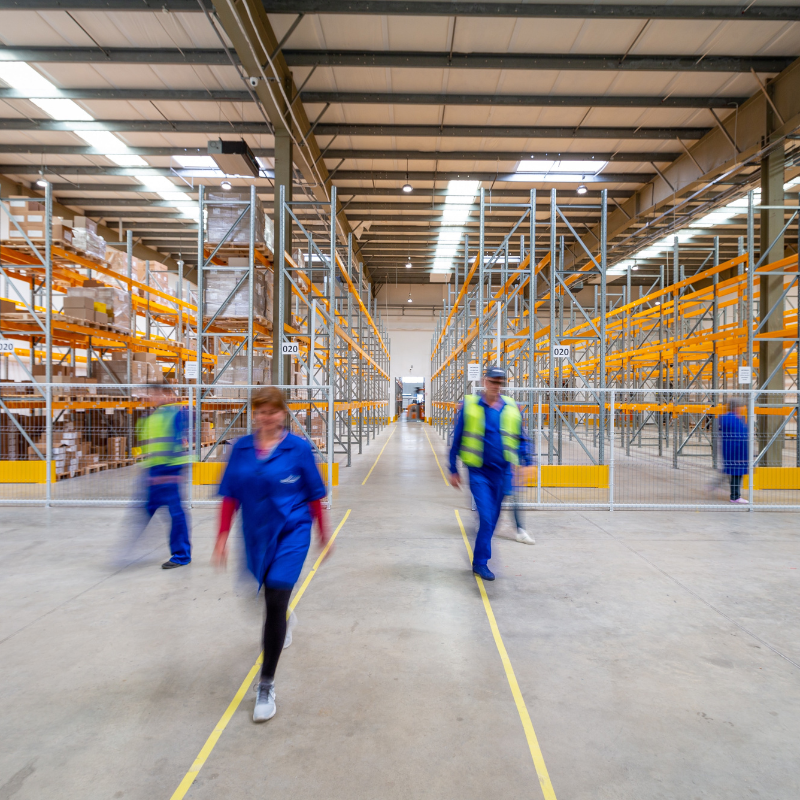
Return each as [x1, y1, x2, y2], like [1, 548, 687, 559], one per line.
[204, 268, 267, 318]
[67, 286, 132, 331]
[206, 191, 265, 244]
[72, 227, 106, 261]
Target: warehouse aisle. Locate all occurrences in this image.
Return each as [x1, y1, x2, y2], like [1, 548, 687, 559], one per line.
[2, 420, 800, 799]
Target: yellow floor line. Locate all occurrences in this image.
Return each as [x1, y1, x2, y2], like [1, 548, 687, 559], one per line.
[423, 427, 449, 486]
[168, 509, 352, 800]
[455, 509, 558, 800]
[361, 425, 396, 485]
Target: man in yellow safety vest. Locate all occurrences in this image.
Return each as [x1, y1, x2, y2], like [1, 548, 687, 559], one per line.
[134, 384, 191, 569]
[449, 367, 532, 581]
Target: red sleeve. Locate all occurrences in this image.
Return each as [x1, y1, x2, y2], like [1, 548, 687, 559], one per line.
[216, 496, 239, 547]
[309, 498, 329, 545]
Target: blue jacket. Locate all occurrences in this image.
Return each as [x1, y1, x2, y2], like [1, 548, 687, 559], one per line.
[449, 396, 533, 480]
[219, 432, 326, 585]
[718, 411, 749, 476]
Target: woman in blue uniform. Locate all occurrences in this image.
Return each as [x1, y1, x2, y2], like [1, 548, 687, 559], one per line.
[212, 387, 328, 722]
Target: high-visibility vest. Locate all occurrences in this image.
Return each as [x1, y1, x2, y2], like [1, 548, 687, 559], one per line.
[137, 404, 187, 468]
[459, 395, 522, 468]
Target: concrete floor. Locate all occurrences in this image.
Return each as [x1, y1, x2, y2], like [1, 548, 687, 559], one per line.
[2, 420, 800, 799]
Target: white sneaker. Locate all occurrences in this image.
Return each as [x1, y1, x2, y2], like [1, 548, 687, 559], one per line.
[283, 611, 297, 649]
[253, 681, 276, 722]
[516, 528, 535, 545]
[733, 497, 749, 504]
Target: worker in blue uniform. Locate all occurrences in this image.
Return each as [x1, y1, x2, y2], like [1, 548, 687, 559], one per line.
[213, 386, 329, 723]
[449, 367, 532, 581]
[135, 384, 191, 569]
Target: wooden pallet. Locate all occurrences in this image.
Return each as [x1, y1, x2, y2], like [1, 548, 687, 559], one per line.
[1, 311, 130, 336]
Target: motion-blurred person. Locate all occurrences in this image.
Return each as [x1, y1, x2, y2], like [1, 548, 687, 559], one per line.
[718, 399, 749, 504]
[134, 384, 191, 568]
[506, 465, 535, 545]
[449, 367, 532, 581]
[212, 387, 329, 723]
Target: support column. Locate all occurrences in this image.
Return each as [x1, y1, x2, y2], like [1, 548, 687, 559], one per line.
[273, 128, 293, 385]
[758, 140, 785, 467]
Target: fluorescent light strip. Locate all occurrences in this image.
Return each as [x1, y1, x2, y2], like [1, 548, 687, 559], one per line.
[431, 180, 481, 273]
[0, 62, 195, 220]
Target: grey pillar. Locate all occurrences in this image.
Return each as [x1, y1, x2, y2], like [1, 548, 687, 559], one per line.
[273, 129, 293, 384]
[758, 140, 785, 466]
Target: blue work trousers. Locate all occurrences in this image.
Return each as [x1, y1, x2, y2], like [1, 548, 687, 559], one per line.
[145, 481, 191, 564]
[468, 467, 506, 567]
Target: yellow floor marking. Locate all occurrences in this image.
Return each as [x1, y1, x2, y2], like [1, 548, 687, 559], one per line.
[422, 426, 449, 486]
[455, 509, 558, 800]
[361, 425, 396, 485]
[168, 509, 351, 800]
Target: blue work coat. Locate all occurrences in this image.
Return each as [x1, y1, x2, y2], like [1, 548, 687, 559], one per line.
[219, 432, 326, 588]
[718, 411, 749, 476]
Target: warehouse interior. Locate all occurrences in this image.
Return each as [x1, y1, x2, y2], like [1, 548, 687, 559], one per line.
[2, 2, 800, 798]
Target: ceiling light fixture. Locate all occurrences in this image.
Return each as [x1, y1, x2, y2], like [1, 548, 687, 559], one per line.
[220, 180, 232, 191]
[403, 158, 413, 193]
[406, 259, 412, 268]
[407, 290, 413, 303]
[576, 184, 588, 195]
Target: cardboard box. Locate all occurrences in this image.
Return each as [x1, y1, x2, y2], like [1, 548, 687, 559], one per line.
[73, 216, 97, 234]
[133, 352, 158, 364]
[0, 298, 17, 314]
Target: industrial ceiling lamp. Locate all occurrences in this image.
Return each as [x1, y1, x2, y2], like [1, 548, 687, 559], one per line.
[407, 289, 413, 303]
[36, 169, 46, 187]
[402, 158, 413, 193]
[576, 184, 588, 195]
[220, 180, 233, 191]
[405, 260, 412, 268]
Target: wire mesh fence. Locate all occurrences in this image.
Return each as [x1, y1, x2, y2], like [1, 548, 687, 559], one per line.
[0, 383, 335, 506]
[444, 387, 800, 510]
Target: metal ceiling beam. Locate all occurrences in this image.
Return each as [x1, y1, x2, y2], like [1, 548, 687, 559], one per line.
[283, 50, 793, 74]
[301, 91, 748, 109]
[261, 2, 800, 21]
[2, 46, 792, 73]
[0, 0, 210, 8]
[0, 47, 233, 64]
[0, 143, 677, 162]
[0, 164, 646, 182]
[3, 1, 798, 20]
[0, 117, 710, 139]
[316, 124, 708, 140]
[0, 119, 272, 133]
[0, 87, 748, 109]
[0, 88, 253, 102]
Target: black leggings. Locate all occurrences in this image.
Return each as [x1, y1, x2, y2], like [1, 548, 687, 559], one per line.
[729, 474, 743, 501]
[262, 587, 292, 681]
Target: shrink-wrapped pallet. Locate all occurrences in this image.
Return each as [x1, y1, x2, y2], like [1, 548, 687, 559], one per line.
[67, 286, 132, 331]
[206, 191, 265, 244]
[203, 267, 267, 318]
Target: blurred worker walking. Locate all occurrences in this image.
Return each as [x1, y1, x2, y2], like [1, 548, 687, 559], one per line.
[212, 387, 329, 723]
[719, 399, 750, 504]
[449, 367, 532, 581]
[134, 384, 192, 568]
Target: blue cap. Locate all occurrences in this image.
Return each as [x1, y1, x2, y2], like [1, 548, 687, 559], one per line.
[484, 367, 505, 381]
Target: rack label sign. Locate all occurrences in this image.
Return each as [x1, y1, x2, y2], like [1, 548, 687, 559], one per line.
[467, 363, 481, 381]
[738, 366, 752, 385]
[552, 345, 571, 359]
[0, 338, 14, 353]
[185, 361, 199, 380]
[282, 341, 299, 356]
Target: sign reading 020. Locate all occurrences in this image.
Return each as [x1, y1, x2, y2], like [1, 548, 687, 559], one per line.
[552, 345, 571, 359]
[281, 341, 300, 356]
